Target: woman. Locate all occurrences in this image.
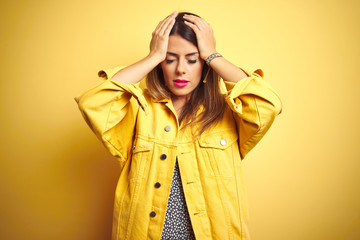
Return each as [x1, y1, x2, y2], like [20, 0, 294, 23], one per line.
[76, 11, 282, 240]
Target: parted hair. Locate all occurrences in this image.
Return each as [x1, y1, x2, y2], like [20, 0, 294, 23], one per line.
[146, 12, 226, 137]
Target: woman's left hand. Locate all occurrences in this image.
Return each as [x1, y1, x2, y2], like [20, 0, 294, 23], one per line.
[183, 14, 217, 61]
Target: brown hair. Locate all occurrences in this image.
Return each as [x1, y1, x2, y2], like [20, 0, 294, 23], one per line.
[146, 12, 226, 137]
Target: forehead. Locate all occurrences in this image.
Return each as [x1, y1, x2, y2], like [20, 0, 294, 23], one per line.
[167, 35, 198, 55]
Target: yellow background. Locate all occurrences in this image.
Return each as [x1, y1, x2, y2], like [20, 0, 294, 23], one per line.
[1, 0, 359, 239]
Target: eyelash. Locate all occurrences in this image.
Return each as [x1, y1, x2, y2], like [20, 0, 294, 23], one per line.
[165, 59, 197, 64]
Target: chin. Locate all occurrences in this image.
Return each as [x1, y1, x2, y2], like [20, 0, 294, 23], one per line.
[170, 89, 192, 98]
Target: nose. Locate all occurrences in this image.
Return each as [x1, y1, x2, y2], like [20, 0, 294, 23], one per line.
[176, 59, 186, 75]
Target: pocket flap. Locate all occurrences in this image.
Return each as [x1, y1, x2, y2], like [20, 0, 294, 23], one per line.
[132, 138, 151, 153]
[198, 128, 238, 150]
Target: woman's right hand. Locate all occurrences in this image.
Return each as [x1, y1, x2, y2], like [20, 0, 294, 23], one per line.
[111, 12, 177, 84]
[149, 12, 178, 62]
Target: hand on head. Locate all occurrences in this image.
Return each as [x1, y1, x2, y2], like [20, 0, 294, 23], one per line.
[183, 14, 217, 61]
[149, 11, 178, 62]
[149, 12, 217, 63]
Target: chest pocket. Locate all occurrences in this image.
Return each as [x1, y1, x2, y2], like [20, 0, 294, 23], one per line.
[130, 138, 152, 180]
[198, 128, 239, 178]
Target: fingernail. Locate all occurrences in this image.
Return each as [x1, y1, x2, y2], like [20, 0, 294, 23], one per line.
[173, 11, 177, 15]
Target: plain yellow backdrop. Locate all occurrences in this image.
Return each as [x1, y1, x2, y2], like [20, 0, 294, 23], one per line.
[1, 0, 359, 239]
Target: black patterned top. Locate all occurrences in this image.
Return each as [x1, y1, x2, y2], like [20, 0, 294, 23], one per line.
[160, 160, 196, 240]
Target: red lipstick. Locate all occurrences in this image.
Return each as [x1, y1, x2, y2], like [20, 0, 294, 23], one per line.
[174, 79, 189, 87]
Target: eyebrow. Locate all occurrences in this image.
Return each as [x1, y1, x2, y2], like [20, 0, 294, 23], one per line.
[167, 51, 199, 56]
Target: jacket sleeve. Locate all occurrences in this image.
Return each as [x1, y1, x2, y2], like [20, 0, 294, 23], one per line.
[75, 66, 149, 167]
[223, 68, 282, 159]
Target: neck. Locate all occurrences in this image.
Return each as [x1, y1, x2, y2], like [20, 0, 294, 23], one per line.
[171, 95, 190, 119]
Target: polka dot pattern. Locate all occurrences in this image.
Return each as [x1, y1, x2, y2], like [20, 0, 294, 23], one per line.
[161, 160, 196, 240]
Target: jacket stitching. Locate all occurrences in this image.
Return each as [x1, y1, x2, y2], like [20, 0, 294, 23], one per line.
[253, 96, 263, 130]
[212, 158, 233, 239]
[238, 96, 262, 157]
[232, 145, 243, 236]
[125, 151, 149, 239]
[115, 183, 130, 240]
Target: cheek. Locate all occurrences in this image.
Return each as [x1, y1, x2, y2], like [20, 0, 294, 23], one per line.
[193, 64, 204, 79]
[160, 64, 172, 78]
[160, 64, 173, 86]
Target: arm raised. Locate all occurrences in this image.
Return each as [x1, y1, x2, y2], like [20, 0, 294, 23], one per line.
[111, 12, 178, 84]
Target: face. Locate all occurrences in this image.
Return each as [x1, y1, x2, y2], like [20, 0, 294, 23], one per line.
[160, 34, 204, 101]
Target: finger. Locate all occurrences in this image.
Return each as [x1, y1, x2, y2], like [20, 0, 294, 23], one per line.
[187, 15, 206, 24]
[184, 20, 200, 33]
[154, 12, 176, 34]
[194, 18, 209, 30]
[163, 17, 176, 36]
[183, 15, 205, 28]
[166, 11, 178, 18]
[159, 12, 177, 35]
[154, 16, 171, 34]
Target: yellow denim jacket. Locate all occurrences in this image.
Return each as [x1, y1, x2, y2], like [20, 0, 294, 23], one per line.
[75, 66, 282, 240]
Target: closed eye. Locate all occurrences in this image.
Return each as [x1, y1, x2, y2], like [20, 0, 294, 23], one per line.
[188, 60, 197, 64]
[165, 59, 175, 63]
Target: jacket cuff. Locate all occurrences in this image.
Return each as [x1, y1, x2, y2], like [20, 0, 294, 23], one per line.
[224, 68, 264, 115]
[223, 68, 263, 91]
[98, 66, 149, 115]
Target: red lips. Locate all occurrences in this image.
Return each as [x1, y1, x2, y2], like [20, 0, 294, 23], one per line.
[174, 79, 189, 87]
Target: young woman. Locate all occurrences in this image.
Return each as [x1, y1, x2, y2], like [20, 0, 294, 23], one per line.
[76, 11, 282, 240]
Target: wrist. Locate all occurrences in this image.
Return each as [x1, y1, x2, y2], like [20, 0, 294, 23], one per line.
[201, 49, 217, 60]
[147, 52, 165, 65]
[205, 53, 222, 66]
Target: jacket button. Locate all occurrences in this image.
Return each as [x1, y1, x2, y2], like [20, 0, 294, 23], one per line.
[155, 182, 161, 188]
[164, 125, 171, 132]
[160, 154, 167, 160]
[150, 211, 156, 217]
[220, 139, 227, 146]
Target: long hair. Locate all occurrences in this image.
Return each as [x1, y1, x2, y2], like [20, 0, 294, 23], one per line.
[146, 12, 226, 138]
